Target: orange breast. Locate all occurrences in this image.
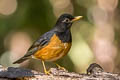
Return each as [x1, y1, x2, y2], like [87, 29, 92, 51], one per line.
[33, 34, 71, 61]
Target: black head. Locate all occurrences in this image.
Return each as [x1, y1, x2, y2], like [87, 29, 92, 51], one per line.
[54, 14, 82, 32]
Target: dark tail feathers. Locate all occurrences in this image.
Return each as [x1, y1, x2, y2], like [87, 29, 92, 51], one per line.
[13, 57, 28, 64]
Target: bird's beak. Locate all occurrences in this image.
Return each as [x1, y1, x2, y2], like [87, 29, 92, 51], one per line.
[71, 16, 83, 22]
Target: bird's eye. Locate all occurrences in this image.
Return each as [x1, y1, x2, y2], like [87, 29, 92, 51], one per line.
[62, 18, 70, 23]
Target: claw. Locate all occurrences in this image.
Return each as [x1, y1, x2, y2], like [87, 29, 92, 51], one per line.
[55, 63, 66, 71]
[44, 70, 50, 75]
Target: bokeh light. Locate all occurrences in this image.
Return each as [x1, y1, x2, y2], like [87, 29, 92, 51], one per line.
[0, 0, 17, 15]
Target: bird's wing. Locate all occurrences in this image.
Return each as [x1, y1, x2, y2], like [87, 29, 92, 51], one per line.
[13, 31, 54, 64]
[24, 31, 54, 58]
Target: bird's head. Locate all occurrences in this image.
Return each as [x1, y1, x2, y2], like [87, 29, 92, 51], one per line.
[54, 14, 82, 32]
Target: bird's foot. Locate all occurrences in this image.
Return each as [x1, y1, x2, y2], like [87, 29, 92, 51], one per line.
[55, 63, 66, 71]
[44, 70, 51, 75]
[58, 66, 66, 71]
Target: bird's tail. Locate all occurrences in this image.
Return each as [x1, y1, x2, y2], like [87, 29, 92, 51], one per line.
[13, 57, 28, 64]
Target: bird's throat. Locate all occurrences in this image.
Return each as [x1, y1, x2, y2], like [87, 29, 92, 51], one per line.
[55, 29, 72, 43]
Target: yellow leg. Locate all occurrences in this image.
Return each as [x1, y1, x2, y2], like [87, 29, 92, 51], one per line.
[41, 60, 50, 74]
[54, 63, 66, 71]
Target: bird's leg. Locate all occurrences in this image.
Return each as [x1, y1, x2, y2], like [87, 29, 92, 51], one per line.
[54, 62, 66, 71]
[41, 60, 50, 74]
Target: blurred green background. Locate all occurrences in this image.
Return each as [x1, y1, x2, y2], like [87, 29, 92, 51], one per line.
[0, 0, 120, 73]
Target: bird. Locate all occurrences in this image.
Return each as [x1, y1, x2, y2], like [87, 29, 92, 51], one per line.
[13, 13, 82, 74]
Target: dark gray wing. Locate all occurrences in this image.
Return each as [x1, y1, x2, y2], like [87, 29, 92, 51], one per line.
[24, 31, 54, 57]
[13, 31, 54, 64]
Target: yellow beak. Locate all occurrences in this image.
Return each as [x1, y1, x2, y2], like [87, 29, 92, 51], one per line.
[71, 16, 83, 22]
